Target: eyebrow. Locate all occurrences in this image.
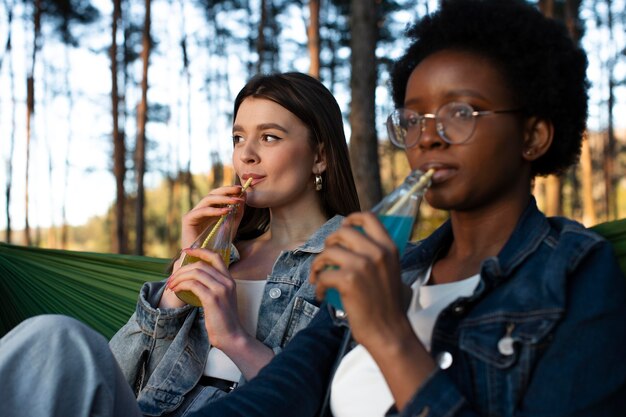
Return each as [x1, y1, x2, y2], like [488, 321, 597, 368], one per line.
[232, 123, 289, 133]
[404, 89, 489, 107]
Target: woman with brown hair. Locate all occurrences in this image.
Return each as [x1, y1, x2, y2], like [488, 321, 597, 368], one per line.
[0, 72, 359, 417]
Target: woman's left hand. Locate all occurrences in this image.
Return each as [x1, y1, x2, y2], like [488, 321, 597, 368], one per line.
[167, 247, 248, 350]
[310, 212, 409, 350]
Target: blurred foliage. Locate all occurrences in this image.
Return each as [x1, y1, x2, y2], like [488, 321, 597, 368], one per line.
[15, 154, 449, 256]
[21, 171, 218, 257]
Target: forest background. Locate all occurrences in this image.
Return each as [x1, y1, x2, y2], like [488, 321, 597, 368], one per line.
[0, 0, 625, 258]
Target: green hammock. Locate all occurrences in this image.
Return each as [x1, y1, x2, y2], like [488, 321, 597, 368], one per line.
[588, 219, 626, 274]
[1, 218, 625, 340]
[0, 243, 169, 339]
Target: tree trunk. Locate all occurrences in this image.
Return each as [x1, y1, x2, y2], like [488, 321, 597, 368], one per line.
[544, 176, 562, 217]
[179, 7, 194, 211]
[166, 175, 180, 256]
[257, 0, 267, 73]
[327, 2, 337, 92]
[61, 47, 73, 250]
[4, 7, 16, 243]
[135, 0, 151, 255]
[43, 70, 56, 248]
[246, 0, 255, 77]
[307, 0, 321, 78]
[0, 0, 13, 72]
[348, 0, 382, 209]
[211, 151, 224, 189]
[25, 0, 42, 246]
[111, 0, 127, 253]
[580, 138, 596, 225]
[603, 0, 617, 219]
[604, 79, 616, 219]
[42, 51, 59, 248]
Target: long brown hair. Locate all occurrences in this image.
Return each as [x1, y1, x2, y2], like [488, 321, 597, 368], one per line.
[233, 72, 360, 241]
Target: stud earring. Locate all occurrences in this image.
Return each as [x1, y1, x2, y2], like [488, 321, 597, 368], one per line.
[314, 174, 323, 191]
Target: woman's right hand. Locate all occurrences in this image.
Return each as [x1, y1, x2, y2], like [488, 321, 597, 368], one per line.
[180, 185, 246, 252]
[161, 185, 246, 309]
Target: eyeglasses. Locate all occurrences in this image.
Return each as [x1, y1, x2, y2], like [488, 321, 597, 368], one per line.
[386, 102, 522, 148]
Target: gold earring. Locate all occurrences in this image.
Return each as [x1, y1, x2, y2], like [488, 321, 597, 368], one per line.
[314, 174, 323, 191]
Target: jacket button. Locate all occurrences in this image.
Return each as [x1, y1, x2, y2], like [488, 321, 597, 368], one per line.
[497, 335, 515, 356]
[436, 351, 453, 369]
[269, 288, 282, 299]
[452, 305, 465, 315]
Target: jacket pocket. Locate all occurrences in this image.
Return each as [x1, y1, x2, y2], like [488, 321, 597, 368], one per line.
[457, 312, 562, 416]
[459, 312, 561, 368]
[281, 296, 320, 346]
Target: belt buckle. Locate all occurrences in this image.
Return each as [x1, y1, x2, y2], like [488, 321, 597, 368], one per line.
[225, 380, 239, 393]
[199, 376, 239, 393]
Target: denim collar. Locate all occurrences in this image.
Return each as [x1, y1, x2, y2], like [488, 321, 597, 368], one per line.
[402, 197, 549, 286]
[230, 215, 344, 263]
[293, 215, 344, 254]
[489, 197, 550, 279]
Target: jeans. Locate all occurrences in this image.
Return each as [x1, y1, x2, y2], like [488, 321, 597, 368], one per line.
[0, 315, 142, 417]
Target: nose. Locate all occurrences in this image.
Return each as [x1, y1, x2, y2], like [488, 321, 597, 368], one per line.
[237, 140, 260, 164]
[418, 115, 447, 150]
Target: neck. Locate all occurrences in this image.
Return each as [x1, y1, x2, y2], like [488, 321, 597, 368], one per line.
[265, 200, 328, 248]
[447, 193, 530, 262]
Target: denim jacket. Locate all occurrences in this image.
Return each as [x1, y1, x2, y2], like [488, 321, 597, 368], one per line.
[109, 215, 344, 416]
[194, 199, 626, 417]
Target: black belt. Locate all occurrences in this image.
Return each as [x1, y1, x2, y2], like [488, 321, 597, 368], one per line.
[198, 375, 239, 393]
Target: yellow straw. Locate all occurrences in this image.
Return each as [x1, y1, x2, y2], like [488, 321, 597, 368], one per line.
[387, 168, 435, 216]
[200, 178, 253, 249]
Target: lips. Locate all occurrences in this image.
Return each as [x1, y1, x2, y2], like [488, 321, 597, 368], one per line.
[240, 173, 266, 187]
[419, 162, 457, 184]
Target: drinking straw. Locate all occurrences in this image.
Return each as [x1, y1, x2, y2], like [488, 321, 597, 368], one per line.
[387, 168, 435, 216]
[200, 177, 253, 249]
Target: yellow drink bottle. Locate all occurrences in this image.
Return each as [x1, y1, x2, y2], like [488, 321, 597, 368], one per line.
[175, 208, 237, 307]
[175, 179, 252, 306]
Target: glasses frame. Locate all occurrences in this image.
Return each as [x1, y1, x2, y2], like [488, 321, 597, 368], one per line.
[386, 102, 522, 149]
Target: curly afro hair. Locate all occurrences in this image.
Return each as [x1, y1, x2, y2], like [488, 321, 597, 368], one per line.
[390, 0, 589, 177]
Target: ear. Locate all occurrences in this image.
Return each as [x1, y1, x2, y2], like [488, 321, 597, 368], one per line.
[522, 117, 553, 161]
[312, 142, 327, 175]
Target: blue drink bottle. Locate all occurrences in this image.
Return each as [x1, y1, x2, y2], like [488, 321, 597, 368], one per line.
[325, 168, 434, 314]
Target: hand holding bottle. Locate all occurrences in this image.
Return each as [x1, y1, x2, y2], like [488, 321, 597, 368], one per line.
[160, 179, 252, 308]
[323, 169, 434, 314]
[179, 185, 247, 252]
[309, 212, 409, 348]
[175, 178, 253, 306]
[166, 247, 248, 350]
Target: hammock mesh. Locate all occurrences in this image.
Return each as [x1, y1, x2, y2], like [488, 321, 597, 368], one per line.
[1, 219, 625, 340]
[0, 243, 169, 339]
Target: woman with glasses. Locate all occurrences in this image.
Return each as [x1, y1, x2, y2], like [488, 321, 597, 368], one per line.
[193, 1, 626, 416]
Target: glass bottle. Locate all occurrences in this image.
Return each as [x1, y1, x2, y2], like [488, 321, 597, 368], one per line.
[325, 168, 435, 313]
[175, 209, 238, 307]
[175, 178, 252, 307]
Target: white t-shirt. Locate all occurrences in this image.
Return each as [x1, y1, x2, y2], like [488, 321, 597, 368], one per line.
[330, 267, 480, 417]
[203, 279, 266, 381]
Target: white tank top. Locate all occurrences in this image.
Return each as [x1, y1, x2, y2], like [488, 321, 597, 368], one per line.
[203, 279, 267, 381]
[330, 267, 480, 417]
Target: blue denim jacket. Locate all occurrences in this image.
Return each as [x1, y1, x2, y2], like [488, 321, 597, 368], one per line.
[193, 199, 626, 417]
[109, 215, 344, 416]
